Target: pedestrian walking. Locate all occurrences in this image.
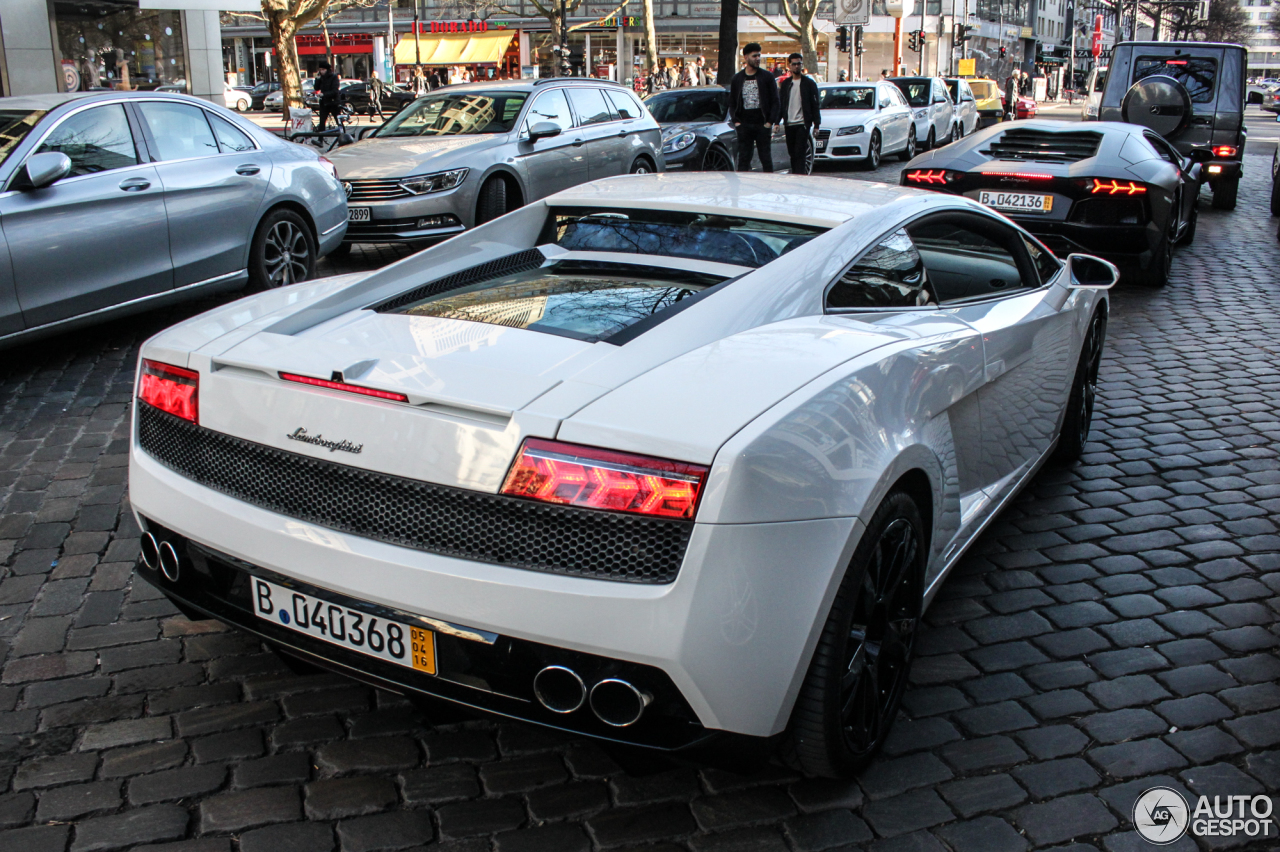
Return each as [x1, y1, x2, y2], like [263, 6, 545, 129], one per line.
[728, 42, 780, 173]
[778, 53, 820, 175]
[695, 55, 709, 85]
[315, 62, 341, 131]
[1004, 68, 1020, 120]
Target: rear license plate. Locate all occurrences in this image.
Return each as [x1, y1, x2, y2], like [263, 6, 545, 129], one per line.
[979, 191, 1053, 214]
[348, 207, 371, 222]
[251, 577, 436, 674]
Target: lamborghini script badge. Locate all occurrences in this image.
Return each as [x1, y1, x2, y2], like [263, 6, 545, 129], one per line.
[287, 427, 363, 454]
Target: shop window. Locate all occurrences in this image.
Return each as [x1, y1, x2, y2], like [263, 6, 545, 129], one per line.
[36, 104, 138, 176]
[53, 2, 186, 92]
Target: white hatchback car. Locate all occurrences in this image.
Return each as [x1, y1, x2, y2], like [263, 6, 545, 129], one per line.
[814, 81, 916, 168]
[889, 75, 956, 150]
[129, 173, 1115, 777]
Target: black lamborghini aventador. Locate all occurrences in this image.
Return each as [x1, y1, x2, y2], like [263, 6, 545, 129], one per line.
[899, 120, 1201, 287]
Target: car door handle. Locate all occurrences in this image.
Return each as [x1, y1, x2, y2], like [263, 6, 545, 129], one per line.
[119, 178, 151, 192]
[616, 129, 629, 137]
[571, 138, 585, 147]
[236, 165, 261, 175]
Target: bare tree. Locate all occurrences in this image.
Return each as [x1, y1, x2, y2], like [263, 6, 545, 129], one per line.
[1200, 0, 1249, 43]
[467, 0, 633, 75]
[736, 0, 821, 74]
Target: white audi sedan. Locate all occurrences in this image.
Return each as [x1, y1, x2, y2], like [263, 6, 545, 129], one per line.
[814, 82, 916, 169]
[128, 173, 1114, 777]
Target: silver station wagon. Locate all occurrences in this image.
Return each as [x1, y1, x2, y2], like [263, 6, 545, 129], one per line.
[325, 78, 664, 249]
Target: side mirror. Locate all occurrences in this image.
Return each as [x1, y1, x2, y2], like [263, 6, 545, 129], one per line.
[1066, 253, 1118, 289]
[22, 152, 72, 189]
[528, 121, 562, 141]
[880, 98, 891, 108]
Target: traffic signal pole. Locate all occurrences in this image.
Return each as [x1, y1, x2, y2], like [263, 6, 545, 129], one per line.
[894, 17, 904, 76]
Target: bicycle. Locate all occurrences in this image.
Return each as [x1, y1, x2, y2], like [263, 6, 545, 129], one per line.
[288, 109, 356, 153]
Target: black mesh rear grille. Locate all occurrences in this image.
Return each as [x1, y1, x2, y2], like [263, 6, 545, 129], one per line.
[137, 404, 691, 584]
[984, 129, 1102, 162]
[373, 249, 547, 312]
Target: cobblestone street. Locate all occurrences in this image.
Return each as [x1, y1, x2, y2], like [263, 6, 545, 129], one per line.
[0, 154, 1277, 852]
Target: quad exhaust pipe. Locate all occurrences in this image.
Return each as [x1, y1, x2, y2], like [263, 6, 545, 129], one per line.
[142, 532, 181, 582]
[533, 666, 651, 727]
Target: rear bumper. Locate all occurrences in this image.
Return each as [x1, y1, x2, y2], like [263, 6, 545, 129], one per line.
[1203, 159, 1242, 182]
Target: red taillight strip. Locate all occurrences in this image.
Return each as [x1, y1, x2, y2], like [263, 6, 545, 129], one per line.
[144, 360, 199, 381]
[1090, 178, 1146, 196]
[139, 359, 199, 423]
[279, 372, 409, 402]
[997, 172, 1054, 180]
[906, 169, 949, 184]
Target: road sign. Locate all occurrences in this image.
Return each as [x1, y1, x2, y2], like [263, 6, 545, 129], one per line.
[837, 0, 870, 26]
[958, 58, 976, 76]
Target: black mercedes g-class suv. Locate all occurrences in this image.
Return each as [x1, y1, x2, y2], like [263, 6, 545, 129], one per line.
[1090, 41, 1246, 210]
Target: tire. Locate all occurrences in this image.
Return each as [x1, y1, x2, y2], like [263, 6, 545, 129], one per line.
[701, 145, 735, 171]
[630, 157, 655, 174]
[784, 490, 925, 778]
[925, 127, 936, 151]
[1179, 202, 1197, 245]
[1211, 176, 1238, 211]
[247, 209, 315, 292]
[863, 131, 881, 170]
[236, 98, 249, 112]
[953, 121, 963, 141]
[897, 130, 917, 162]
[475, 176, 508, 224]
[1136, 222, 1174, 288]
[1054, 308, 1105, 464]
[1270, 151, 1280, 216]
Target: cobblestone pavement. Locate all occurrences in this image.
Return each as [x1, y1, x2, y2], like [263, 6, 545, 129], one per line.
[0, 153, 1277, 852]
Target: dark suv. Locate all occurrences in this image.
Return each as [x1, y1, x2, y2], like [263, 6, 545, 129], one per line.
[1092, 41, 1245, 209]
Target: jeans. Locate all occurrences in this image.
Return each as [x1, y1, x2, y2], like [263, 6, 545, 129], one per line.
[785, 124, 813, 174]
[317, 99, 339, 131]
[735, 123, 774, 172]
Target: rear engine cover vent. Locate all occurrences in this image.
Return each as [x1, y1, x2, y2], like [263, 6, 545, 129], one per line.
[984, 129, 1103, 163]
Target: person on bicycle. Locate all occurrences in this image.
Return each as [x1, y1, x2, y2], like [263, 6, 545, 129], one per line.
[316, 62, 341, 131]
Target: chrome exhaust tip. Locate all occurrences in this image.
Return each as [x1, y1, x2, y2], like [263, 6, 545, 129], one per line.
[589, 678, 652, 727]
[140, 532, 160, 570]
[158, 540, 181, 583]
[533, 665, 586, 714]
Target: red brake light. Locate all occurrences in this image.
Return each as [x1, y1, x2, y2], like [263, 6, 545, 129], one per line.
[501, 438, 707, 520]
[905, 169, 949, 185]
[139, 359, 199, 423]
[1212, 145, 1237, 158]
[999, 172, 1054, 180]
[1089, 178, 1147, 195]
[280, 372, 409, 402]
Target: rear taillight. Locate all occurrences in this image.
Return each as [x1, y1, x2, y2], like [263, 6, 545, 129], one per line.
[904, 169, 961, 186]
[1212, 145, 1238, 158]
[139, 360, 199, 423]
[501, 438, 707, 520]
[1086, 178, 1147, 195]
[280, 372, 409, 402]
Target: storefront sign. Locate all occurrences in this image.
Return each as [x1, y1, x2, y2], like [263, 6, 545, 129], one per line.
[601, 16, 642, 26]
[415, 21, 489, 33]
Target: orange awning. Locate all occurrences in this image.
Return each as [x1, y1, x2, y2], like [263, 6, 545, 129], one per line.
[393, 30, 515, 66]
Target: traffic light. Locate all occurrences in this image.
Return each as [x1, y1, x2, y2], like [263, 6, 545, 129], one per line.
[855, 26, 865, 56]
[837, 26, 849, 53]
[908, 30, 921, 52]
[999, 45, 1007, 58]
[954, 23, 971, 44]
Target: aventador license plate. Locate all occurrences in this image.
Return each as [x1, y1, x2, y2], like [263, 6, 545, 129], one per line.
[251, 577, 435, 674]
[979, 191, 1053, 214]
[348, 207, 371, 222]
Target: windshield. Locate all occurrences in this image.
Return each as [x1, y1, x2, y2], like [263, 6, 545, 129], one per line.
[375, 91, 528, 137]
[392, 260, 724, 342]
[892, 79, 931, 106]
[644, 90, 725, 123]
[819, 86, 875, 110]
[548, 207, 826, 269]
[0, 109, 47, 170]
[1135, 57, 1215, 103]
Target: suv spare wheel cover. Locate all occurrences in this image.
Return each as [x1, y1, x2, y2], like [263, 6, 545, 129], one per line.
[1121, 74, 1193, 138]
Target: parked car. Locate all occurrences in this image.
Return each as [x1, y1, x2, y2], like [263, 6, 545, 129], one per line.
[300, 78, 361, 111]
[335, 81, 417, 117]
[903, 119, 1200, 287]
[224, 84, 251, 112]
[964, 77, 1004, 128]
[1091, 41, 1246, 210]
[944, 77, 979, 138]
[324, 79, 663, 249]
[0, 91, 347, 348]
[249, 81, 281, 110]
[1246, 81, 1277, 104]
[643, 86, 786, 171]
[1264, 88, 1280, 114]
[813, 81, 915, 169]
[128, 170, 1114, 778]
[888, 76, 955, 150]
[1080, 66, 1107, 119]
[264, 81, 308, 112]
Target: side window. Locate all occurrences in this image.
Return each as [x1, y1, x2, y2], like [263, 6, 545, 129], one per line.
[961, 81, 974, 101]
[526, 89, 574, 134]
[36, 105, 139, 177]
[606, 88, 643, 120]
[567, 87, 613, 126]
[826, 229, 935, 310]
[1145, 133, 1181, 166]
[893, 88, 909, 107]
[1021, 235, 1062, 284]
[136, 102, 219, 161]
[907, 217, 1030, 302]
[208, 114, 256, 153]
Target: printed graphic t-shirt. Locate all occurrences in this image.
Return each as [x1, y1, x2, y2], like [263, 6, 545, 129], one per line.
[739, 75, 764, 124]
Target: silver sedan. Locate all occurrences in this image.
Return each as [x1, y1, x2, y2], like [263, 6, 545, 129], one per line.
[0, 91, 347, 349]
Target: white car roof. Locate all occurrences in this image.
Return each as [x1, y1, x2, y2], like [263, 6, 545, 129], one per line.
[547, 173, 919, 229]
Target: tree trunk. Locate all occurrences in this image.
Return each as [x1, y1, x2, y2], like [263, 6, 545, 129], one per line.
[322, 18, 334, 68]
[716, 0, 738, 84]
[642, 0, 659, 84]
[266, 13, 304, 120]
[800, 23, 818, 76]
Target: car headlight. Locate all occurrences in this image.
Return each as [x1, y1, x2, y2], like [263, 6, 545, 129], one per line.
[835, 125, 864, 136]
[662, 132, 697, 153]
[399, 168, 469, 194]
[915, 109, 928, 119]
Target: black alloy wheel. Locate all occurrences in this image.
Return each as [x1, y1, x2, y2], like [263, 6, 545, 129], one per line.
[864, 131, 881, 170]
[1137, 205, 1177, 288]
[248, 209, 315, 291]
[1270, 149, 1280, 216]
[1054, 308, 1106, 463]
[630, 157, 655, 174]
[786, 490, 924, 778]
[898, 130, 916, 162]
[702, 146, 735, 171]
[1179, 200, 1198, 246]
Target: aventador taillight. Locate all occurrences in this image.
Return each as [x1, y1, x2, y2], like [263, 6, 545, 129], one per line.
[501, 438, 707, 520]
[904, 168, 961, 186]
[139, 360, 199, 423]
[1086, 178, 1147, 196]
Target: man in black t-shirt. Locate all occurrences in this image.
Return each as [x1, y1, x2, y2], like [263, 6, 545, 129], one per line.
[728, 43, 780, 172]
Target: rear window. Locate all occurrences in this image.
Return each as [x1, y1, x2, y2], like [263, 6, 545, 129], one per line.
[819, 86, 876, 109]
[546, 207, 826, 268]
[644, 90, 725, 123]
[389, 260, 725, 342]
[1134, 56, 1215, 103]
[892, 79, 931, 106]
